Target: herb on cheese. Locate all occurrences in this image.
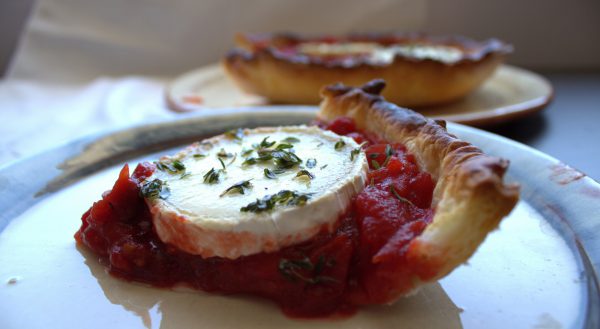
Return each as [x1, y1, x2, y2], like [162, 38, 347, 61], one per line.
[155, 160, 186, 175]
[264, 168, 277, 179]
[295, 169, 315, 180]
[275, 143, 293, 150]
[281, 136, 300, 144]
[350, 142, 367, 161]
[350, 148, 361, 161]
[203, 168, 222, 184]
[278, 255, 337, 285]
[243, 137, 302, 170]
[140, 179, 170, 200]
[218, 158, 227, 171]
[306, 158, 317, 169]
[255, 136, 276, 149]
[224, 128, 244, 141]
[272, 150, 302, 169]
[227, 153, 237, 165]
[334, 140, 346, 150]
[220, 180, 253, 197]
[193, 153, 206, 159]
[217, 148, 234, 158]
[263, 168, 286, 179]
[240, 190, 312, 213]
[241, 148, 254, 157]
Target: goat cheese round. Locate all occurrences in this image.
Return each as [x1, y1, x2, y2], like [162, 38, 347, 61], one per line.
[144, 125, 368, 259]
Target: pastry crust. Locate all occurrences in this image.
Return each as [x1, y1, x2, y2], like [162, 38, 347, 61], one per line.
[317, 79, 519, 300]
[223, 32, 511, 107]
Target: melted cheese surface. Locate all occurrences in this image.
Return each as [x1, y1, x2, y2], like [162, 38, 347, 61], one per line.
[145, 125, 368, 258]
[298, 42, 463, 64]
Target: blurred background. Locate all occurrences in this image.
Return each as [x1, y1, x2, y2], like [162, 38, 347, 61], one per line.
[2, 0, 599, 81]
[0, 0, 599, 178]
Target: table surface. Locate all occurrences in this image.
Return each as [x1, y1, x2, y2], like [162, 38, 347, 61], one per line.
[488, 72, 599, 182]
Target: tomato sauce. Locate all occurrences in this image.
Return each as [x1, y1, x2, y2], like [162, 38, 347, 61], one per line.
[75, 117, 435, 318]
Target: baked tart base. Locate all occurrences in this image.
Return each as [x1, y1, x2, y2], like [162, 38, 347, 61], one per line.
[75, 80, 519, 317]
[223, 33, 512, 107]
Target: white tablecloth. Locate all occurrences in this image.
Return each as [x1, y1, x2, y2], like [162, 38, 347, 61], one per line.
[1, 0, 426, 166]
[0, 77, 173, 165]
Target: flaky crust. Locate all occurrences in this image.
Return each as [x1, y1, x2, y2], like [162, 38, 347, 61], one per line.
[317, 80, 519, 301]
[223, 32, 511, 107]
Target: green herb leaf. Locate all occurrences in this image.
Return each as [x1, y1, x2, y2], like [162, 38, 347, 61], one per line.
[227, 153, 237, 165]
[350, 148, 362, 161]
[306, 158, 317, 169]
[180, 172, 192, 180]
[382, 144, 394, 167]
[295, 169, 315, 180]
[224, 128, 244, 141]
[281, 136, 300, 144]
[351, 142, 367, 161]
[241, 148, 254, 157]
[218, 158, 227, 171]
[140, 179, 170, 200]
[242, 157, 258, 166]
[220, 180, 253, 197]
[272, 150, 302, 169]
[155, 160, 186, 175]
[278, 256, 338, 285]
[264, 168, 277, 179]
[193, 153, 206, 159]
[203, 168, 221, 184]
[257, 136, 276, 149]
[217, 148, 234, 158]
[371, 160, 381, 169]
[275, 143, 294, 150]
[390, 185, 415, 206]
[264, 168, 286, 179]
[240, 190, 312, 213]
[334, 140, 346, 151]
[320, 164, 328, 170]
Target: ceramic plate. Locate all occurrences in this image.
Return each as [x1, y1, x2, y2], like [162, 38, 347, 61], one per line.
[165, 65, 553, 126]
[0, 108, 597, 329]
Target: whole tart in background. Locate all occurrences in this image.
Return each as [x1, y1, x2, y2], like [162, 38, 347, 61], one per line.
[222, 32, 512, 107]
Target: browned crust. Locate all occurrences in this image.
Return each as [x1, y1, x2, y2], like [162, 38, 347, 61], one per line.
[317, 80, 520, 302]
[222, 32, 511, 107]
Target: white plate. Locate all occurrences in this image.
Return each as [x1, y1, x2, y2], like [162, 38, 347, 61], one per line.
[0, 108, 597, 329]
[165, 65, 554, 126]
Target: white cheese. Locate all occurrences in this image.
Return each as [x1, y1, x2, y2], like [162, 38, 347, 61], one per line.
[298, 42, 463, 64]
[144, 125, 368, 259]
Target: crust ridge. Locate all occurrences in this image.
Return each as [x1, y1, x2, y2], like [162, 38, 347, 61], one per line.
[317, 80, 519, 298]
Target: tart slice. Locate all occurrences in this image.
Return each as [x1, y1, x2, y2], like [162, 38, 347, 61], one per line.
[75, 80, 518, 317]
[223, 32, 512, 107]
[317, 79, 519, 290]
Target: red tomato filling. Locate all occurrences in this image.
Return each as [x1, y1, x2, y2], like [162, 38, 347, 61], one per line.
[75, 117, 435, 318]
